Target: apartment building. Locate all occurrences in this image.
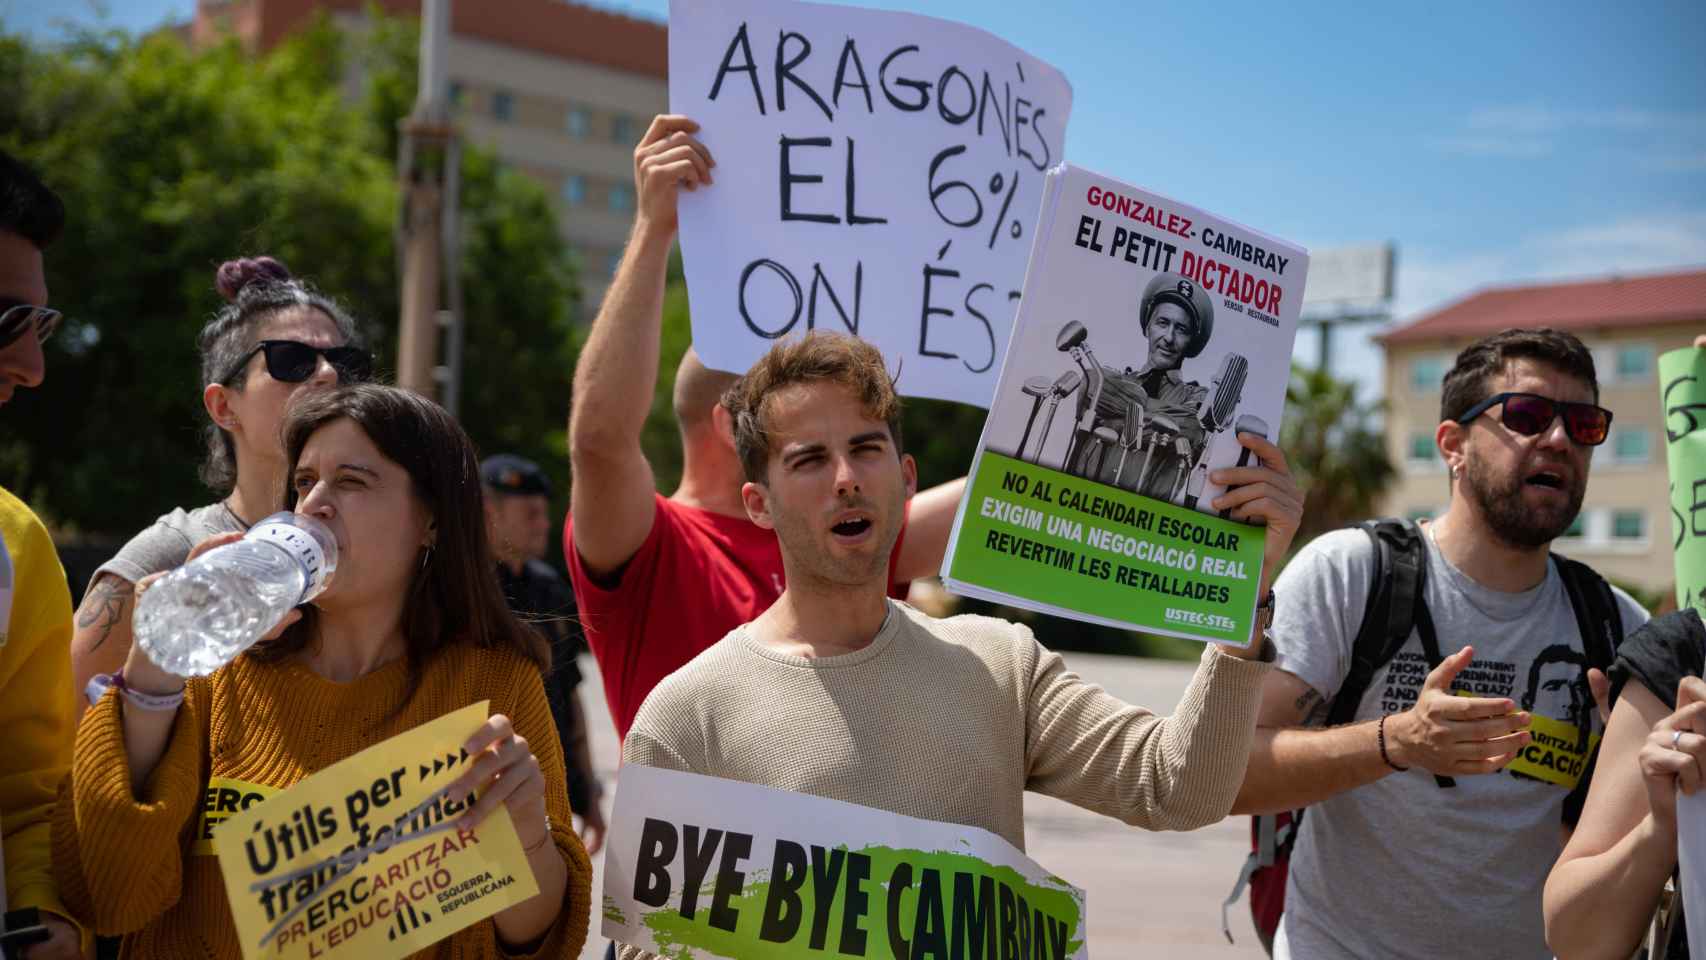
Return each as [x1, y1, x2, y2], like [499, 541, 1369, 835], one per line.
[1378, 268, 1705, 593]
[193, 0, 667, 317]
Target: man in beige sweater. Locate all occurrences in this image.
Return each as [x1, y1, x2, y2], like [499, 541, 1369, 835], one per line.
[620, 332, 1303, 959]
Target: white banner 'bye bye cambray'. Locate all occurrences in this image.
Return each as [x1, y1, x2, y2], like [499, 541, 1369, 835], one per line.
[603, 765, 1088, 959]
[669, 0, 1072, 408]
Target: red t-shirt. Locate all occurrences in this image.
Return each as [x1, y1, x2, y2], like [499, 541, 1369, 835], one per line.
[565, 494, 910, 740]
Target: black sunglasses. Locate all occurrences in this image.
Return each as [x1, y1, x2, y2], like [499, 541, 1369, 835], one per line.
[0, 299, 62, 350]
[222, 339, 373, 385]
[1455, 391, 1613, 446]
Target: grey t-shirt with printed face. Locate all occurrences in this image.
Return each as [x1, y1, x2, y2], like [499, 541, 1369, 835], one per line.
[1269, 526, 1649, 960]
[89, 501, 247, 590]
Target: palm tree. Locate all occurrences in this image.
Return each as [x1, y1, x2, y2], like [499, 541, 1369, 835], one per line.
[1281, 364, 1396, 549]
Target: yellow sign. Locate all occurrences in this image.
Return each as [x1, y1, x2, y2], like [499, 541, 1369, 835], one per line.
[212, 702, 540, 960]
[1451, 691, 1599, 790]
[197, 777, 282, 855]
[1508, 712, 1599, 789]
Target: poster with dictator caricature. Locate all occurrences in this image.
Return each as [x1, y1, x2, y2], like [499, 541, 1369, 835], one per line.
[941, 163, 1307, 645]
[602, 765, 1087, 959]
[211, 702, 539, 960]
[669, 0, 1072, 408]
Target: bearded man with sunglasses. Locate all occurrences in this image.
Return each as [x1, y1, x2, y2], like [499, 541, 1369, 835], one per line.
[1229, 327, 1650, 960]
[0, 150, 83, 959]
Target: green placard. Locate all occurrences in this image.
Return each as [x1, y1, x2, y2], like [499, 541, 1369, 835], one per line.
[946, 452, 1265, 644]
[1662, 347, 1706, 618]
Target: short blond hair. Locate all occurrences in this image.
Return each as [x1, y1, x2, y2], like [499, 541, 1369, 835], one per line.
[722, 332, 903, 483]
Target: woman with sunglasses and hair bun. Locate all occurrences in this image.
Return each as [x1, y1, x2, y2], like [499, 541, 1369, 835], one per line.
[70, 256, 373, 701]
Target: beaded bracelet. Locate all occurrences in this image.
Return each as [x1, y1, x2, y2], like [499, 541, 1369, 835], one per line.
[1377, 713, 1408, 772]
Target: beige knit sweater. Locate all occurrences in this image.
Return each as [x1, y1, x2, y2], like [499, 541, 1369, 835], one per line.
[615, 601, 1269, 960]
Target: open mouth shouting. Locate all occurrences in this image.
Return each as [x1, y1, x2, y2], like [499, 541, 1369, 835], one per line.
[829, 511, 876, 544]
[1522, 467, 1572, 499]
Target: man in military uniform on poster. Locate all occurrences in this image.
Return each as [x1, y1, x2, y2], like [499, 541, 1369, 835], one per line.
[481, 454, 606, 853]
[1071, 271, 1214, 502]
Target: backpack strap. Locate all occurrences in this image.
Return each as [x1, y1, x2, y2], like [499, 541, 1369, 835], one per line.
[1409, 586, 1457, 789]
[1550, 551, 1624, 670]
[1551, 551, 1626, 828]
[1328, 519, 1457, 787]
[1223, 811, 1300, 944]
[1327, 519, 1424, 727]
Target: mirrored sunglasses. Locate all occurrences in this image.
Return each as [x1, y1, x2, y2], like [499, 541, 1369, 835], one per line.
[1456, 391, 1612, 446]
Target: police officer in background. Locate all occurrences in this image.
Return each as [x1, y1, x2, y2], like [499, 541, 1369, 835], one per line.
[1071, 271, 1214, 502]
[481, 454, 605, 853]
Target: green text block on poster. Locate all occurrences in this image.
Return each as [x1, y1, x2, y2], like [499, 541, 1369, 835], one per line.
[947, 452, 1266, 643]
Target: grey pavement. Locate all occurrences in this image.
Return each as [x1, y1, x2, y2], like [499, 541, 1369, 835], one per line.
[572, 648, 1267, 959]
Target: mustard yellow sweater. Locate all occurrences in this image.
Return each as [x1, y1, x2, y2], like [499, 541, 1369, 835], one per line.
[53, 642, 591, 958]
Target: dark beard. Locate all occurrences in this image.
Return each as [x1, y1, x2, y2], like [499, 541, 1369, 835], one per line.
[1461, 455, 1585, 550]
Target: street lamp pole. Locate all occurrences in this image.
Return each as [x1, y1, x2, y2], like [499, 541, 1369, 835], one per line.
[395, 0, 461, 412]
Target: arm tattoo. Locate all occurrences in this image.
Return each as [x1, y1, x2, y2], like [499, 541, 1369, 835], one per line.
[1294, 687, 1329, 725]
[74, 576, 131, 652]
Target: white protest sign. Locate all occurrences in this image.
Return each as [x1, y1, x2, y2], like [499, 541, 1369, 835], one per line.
[669, 0, 1073, 407]
[603, 765, 1088, 959]
[1680, 788, 1704, 952]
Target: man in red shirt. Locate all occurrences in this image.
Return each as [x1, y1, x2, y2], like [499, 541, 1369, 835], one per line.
[566, 114, 966, 742]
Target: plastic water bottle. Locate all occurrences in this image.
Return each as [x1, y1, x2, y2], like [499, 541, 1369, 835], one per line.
[133, 512, 338, 676]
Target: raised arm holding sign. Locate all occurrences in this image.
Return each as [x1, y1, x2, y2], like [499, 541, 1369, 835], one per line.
[564, 109, 966, 743]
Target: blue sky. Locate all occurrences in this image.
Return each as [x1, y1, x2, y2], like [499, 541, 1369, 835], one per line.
[8, 0, 1704, 391]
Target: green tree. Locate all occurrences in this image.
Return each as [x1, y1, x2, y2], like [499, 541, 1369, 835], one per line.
[1281, 363, 1396, 548]
[0, 13, 577, 550]
[0, 22, 397, 532]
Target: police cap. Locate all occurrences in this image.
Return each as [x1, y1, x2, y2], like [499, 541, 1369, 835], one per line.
[480, 454, 551, 498]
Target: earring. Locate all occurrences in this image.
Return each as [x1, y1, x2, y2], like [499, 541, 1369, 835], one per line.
[420, 546, 434, 571]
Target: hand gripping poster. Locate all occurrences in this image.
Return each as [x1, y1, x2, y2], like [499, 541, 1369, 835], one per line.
[211, 703, 540, 960]
[602, 765, 1087, 959]
[941, 164, 1306, 645]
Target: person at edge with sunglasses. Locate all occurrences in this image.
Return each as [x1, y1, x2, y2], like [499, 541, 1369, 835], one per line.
[0, 149, 82, 960]
[1229, 327, 1650, 960]
[70, 256, 373, 703]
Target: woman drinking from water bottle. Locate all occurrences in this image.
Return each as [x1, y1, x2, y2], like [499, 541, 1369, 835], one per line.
[54, 384, 591, 957]
[70, 256, 372, 701]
